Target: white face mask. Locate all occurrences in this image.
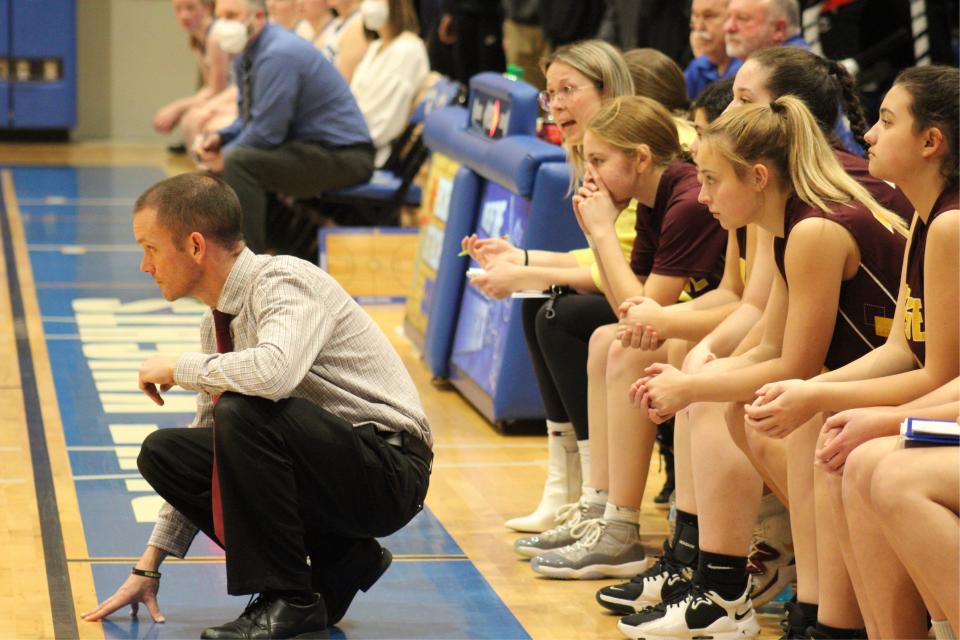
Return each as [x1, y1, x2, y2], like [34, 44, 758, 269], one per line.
[361, 0, 389, 31]
[213, 17, 252, 55]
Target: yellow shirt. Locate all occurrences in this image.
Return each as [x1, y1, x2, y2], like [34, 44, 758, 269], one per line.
[673, 116, 698, 153]
[568, 199, 638, 291]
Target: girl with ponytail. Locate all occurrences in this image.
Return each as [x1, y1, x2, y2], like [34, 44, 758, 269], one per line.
[605, 47, 916, 640]
[746, 64, 960, 639]
[619, 96, 908, 640]
[731, 46, 913, 221]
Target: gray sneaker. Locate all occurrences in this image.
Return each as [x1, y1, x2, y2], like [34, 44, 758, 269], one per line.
[514, 499, 605, 559]
[530, 518, 649, 579]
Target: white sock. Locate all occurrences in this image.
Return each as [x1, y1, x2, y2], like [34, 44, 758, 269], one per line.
[577, 439, 591, 486]
[546, 419, 573, 436]
[933, 620, 957, 640]
[582, 485, 608, 507]
[604, 502, 640, 525]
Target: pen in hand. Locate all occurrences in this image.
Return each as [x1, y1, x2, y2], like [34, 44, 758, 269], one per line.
[459, 234, 510, 257]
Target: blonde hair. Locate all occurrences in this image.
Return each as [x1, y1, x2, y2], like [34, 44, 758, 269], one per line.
[587, 96, 685, 168]
[703, 96, 908, 236]
[541, 39, 635, 189]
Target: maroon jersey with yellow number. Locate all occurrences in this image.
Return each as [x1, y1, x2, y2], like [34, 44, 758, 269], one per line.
[631, 160, 726, 299]
[903, 185, 960, 365]
[774, 196, 905, 370]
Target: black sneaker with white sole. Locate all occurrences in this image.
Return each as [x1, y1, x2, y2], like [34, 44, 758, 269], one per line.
[617, 578, 759, 640]
[596, 541, 693, 614]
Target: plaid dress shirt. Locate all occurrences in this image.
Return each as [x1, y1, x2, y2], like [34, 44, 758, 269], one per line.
[148, 248, 431, 557]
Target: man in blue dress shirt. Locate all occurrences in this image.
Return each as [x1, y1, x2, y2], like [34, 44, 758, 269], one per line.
[723, 0, 808, 61]
[685, 0, 742, 100]
[194, 0, 373, 253]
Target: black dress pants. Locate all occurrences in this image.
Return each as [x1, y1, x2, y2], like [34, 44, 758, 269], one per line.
[137, 393, 429, 595]
[521, 293, 617, 441]
[221, 141, 374, 253]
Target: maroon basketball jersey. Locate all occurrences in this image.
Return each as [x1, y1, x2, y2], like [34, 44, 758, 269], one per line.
[774, 196, 906, 371]
[903, 184, 960, 365]
[630, 160, 727, 298]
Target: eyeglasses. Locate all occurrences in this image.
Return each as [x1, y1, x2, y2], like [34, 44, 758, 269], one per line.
[538, 84, 598, 110]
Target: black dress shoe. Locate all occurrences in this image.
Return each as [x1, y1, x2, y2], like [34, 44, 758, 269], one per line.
[167, 143, 188, 155]
[312, 539, 392, 626]
[200, 593, 328, 639]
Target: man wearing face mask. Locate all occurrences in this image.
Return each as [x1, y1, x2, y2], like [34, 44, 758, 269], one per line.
[193, 0, 374, 254]
[684, 0, 741, 100]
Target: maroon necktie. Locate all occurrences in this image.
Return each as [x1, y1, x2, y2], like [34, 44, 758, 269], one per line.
[211, 309, 234, 545]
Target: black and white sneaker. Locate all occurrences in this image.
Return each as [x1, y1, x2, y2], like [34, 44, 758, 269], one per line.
[596, 541, 693, 614]
[617, 579, 759, 640]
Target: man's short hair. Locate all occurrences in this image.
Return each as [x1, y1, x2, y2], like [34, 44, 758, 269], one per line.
[692, 77, 734, 124]
[134, 173, 244, 249]
[768, 0, 800, 35]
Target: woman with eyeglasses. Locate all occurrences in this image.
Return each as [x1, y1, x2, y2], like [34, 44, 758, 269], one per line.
[462, 39, 639, 534]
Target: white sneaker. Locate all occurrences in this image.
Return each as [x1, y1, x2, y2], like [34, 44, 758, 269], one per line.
[530, 518, 649, 579]
[617, 580, 759, 640]
[514, 499, 604, 558]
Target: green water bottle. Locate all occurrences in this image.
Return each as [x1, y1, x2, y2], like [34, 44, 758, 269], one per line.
[504, 64, 524, 82]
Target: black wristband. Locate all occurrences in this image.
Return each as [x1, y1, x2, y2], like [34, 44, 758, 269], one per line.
[523, 249, 529, 266]
[132, 567, 161, 580]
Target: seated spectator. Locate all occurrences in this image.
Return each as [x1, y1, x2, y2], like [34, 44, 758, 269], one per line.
[193, 0, 373, 254]
[622, 48, 697, 150]
[724, 0, 806, 60]
[295, 0, 335, 41]
[153, 0, 231, 149]
[319, 0, 369, 83]
[685, 0, 740, 100]
[350, 0, 429, 167]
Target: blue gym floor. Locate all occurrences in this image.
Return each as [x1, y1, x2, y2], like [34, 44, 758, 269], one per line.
[9, 165, 529, 639]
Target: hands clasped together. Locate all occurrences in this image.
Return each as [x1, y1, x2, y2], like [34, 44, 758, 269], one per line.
[627, 368, 882, 476]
